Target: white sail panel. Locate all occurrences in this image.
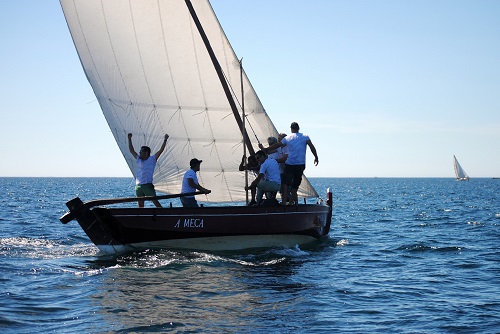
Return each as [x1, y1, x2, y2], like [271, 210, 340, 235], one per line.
[60, 0, 318, 202]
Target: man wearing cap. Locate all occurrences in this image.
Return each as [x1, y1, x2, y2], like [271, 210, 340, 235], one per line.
[128, 132, 169, 208]
[261, 122, 318, 206]
[181, 158, 211, 208]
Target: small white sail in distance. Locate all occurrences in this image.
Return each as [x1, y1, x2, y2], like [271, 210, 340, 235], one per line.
[453, 155, 469, 181]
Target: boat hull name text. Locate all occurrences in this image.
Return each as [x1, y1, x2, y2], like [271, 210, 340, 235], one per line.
[174, 218, 204, 228]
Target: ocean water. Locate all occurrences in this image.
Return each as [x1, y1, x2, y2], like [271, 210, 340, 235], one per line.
[1, 177, 499, 333]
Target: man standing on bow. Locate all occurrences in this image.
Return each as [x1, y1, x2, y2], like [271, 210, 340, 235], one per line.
[128, 133, 169, 208]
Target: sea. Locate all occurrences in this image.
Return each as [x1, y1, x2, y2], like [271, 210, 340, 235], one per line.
[1, 177, 499, 333]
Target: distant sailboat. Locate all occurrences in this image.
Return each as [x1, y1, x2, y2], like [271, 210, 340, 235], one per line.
[453, 155, 469, 181]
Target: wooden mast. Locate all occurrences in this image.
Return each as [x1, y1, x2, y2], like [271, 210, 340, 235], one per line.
[241, 58, 250, 204]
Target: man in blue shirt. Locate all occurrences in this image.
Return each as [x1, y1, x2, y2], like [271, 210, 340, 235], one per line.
[245, 150, 281, 206]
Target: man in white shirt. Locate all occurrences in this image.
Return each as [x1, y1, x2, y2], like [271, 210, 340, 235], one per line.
[263, 122, 319, 206]
[128, 133, 169, 207]
[181, 158, 211, 208]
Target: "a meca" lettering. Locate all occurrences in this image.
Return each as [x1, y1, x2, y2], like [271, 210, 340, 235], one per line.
[174, 218, 204, 228]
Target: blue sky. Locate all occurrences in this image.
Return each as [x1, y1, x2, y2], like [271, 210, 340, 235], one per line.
[1, 0, 499, 177]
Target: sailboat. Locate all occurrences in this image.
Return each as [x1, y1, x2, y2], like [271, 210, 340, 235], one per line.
[59, 0, 332, 254]
[453, 155, 469, 181]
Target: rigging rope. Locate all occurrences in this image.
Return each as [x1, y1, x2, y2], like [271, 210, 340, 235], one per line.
[221, 68, 261, 146]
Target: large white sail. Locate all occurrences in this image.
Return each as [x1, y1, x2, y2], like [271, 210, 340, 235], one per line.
[60, 0, 318, 202]
[453, 155, 469, 181]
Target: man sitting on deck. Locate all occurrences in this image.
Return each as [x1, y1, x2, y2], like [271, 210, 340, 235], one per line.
[245, 150, 281, 206]
[181, 158, 211, 208]
[239, 154, 260, 176]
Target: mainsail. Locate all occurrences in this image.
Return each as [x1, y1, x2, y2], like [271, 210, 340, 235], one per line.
[453, 155, 469, 181]
[60, 0, 318, 202]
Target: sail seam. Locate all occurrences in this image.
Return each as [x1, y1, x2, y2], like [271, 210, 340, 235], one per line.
[98, 0, 135, 134]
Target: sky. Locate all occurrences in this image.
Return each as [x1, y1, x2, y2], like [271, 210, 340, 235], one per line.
[1, 0, 499, 178]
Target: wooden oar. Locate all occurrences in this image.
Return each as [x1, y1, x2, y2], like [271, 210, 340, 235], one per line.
[60, 191, 206, 224]
[80, 191, 206, 208]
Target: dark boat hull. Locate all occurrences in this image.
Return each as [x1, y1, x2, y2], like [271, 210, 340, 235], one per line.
[61, 198, 332, 255]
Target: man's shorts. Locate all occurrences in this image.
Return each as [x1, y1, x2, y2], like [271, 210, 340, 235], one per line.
[181, 196, 199, 208]
[257, 180, 281, 192]
[135, 183, 157, 197]
[283, 164, 305, 190]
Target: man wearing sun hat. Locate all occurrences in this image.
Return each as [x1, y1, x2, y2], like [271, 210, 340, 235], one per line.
[181, 158, 211, 207]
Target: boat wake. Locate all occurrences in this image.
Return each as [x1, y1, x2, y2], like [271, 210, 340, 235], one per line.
[0, 237, 98, 259]
[73, 242, 336, 274]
